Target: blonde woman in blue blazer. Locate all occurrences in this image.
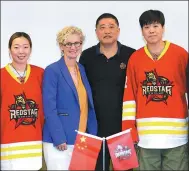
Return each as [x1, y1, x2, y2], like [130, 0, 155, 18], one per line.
[42, 26, 97, 170]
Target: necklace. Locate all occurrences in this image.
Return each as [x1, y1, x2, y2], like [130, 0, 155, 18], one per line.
[148, 42, 165, 61]
[150, 52, 160, 60]
[10, 64, 27, 83]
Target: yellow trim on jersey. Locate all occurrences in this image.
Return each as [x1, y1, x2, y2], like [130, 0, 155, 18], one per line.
[5, 64, 31, 84]
[123, 103, 136, 109]
[158, 41, 170, 60]
[144, 41, 170, 60]
[25, 64, 31, 83]
[1, 152, 42, 160]
[122, 112, 135, 117]
[139, 129, 187, 135]
[138, 121, 187, 127]
[1, 144, 42, 152]
[122, 101, 136, 117]
[5, 64, 18, 83]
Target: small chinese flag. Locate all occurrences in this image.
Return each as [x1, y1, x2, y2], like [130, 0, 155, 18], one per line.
[106, 129, 139, 170]
[69, 131, 103, 170]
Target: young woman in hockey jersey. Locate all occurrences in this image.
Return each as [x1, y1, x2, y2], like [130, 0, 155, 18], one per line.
[0, 32, 44, 170]
[122, 10, 189, 170]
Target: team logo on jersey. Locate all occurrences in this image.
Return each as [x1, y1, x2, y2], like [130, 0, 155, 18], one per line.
[114, 144, 132, 160]
[8, 92, 39, 128]
[141, 69, 174, 104]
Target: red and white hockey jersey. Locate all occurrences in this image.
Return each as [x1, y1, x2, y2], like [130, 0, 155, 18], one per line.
[122, 41, 189, 149]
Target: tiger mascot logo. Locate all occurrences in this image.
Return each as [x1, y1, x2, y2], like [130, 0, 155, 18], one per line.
[141, 69, 174, 104]
[9, 92, 39, 128]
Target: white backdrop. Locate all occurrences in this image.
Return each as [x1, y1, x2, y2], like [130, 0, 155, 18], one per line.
[1, 1, 188, 68]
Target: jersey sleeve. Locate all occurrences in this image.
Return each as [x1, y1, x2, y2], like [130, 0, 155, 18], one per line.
[186, 54, 189, 110]
[122, 57, 139, 143]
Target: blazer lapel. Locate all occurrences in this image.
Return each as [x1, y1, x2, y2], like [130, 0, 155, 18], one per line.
[78, 64, 94, 108]
[58, 57, 79, 104]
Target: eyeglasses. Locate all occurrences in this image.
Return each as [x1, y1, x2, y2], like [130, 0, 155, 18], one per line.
[64, 42, 82, 48]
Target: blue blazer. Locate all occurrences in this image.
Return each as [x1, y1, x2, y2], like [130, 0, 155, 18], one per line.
[42, 57, 97, 146]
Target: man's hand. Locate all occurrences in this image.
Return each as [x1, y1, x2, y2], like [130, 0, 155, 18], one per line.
[57, 143, 67, 151]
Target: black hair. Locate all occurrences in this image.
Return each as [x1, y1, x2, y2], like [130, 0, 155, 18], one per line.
[139, 10, 165, 28]
[9, 32, 32, 49]
[96, 13, 119, 28]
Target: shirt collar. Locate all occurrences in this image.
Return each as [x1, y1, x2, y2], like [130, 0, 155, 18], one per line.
[96, 41, 122, 56]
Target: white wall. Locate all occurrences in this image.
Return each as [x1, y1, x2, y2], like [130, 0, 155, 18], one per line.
[1, 1, 188, 68]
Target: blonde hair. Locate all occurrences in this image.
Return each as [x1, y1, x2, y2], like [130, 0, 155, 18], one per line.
[56, 26, 85, 45]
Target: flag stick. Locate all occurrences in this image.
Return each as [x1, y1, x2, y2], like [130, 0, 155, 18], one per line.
[102, 137, 105, 171]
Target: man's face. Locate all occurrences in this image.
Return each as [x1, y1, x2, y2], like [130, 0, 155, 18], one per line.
[96, 18, 120, 45]
[142, 22, 164, 45]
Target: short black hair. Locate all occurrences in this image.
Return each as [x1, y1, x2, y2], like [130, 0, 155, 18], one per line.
[139, 10, 165, 28]
[96, 13, 119, 28]
[9, 32, 32, 49]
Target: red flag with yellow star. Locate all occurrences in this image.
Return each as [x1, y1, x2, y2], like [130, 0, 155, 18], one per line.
[69, 131, 103, 170]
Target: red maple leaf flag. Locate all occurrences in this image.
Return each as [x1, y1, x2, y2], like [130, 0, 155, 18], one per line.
[106, 129, 139, 170]
[69, 131, 103, 170]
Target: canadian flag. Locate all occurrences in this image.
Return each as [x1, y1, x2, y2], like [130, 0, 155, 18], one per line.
[106, 129, 139, 170]
[69, 131, 103, 170]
